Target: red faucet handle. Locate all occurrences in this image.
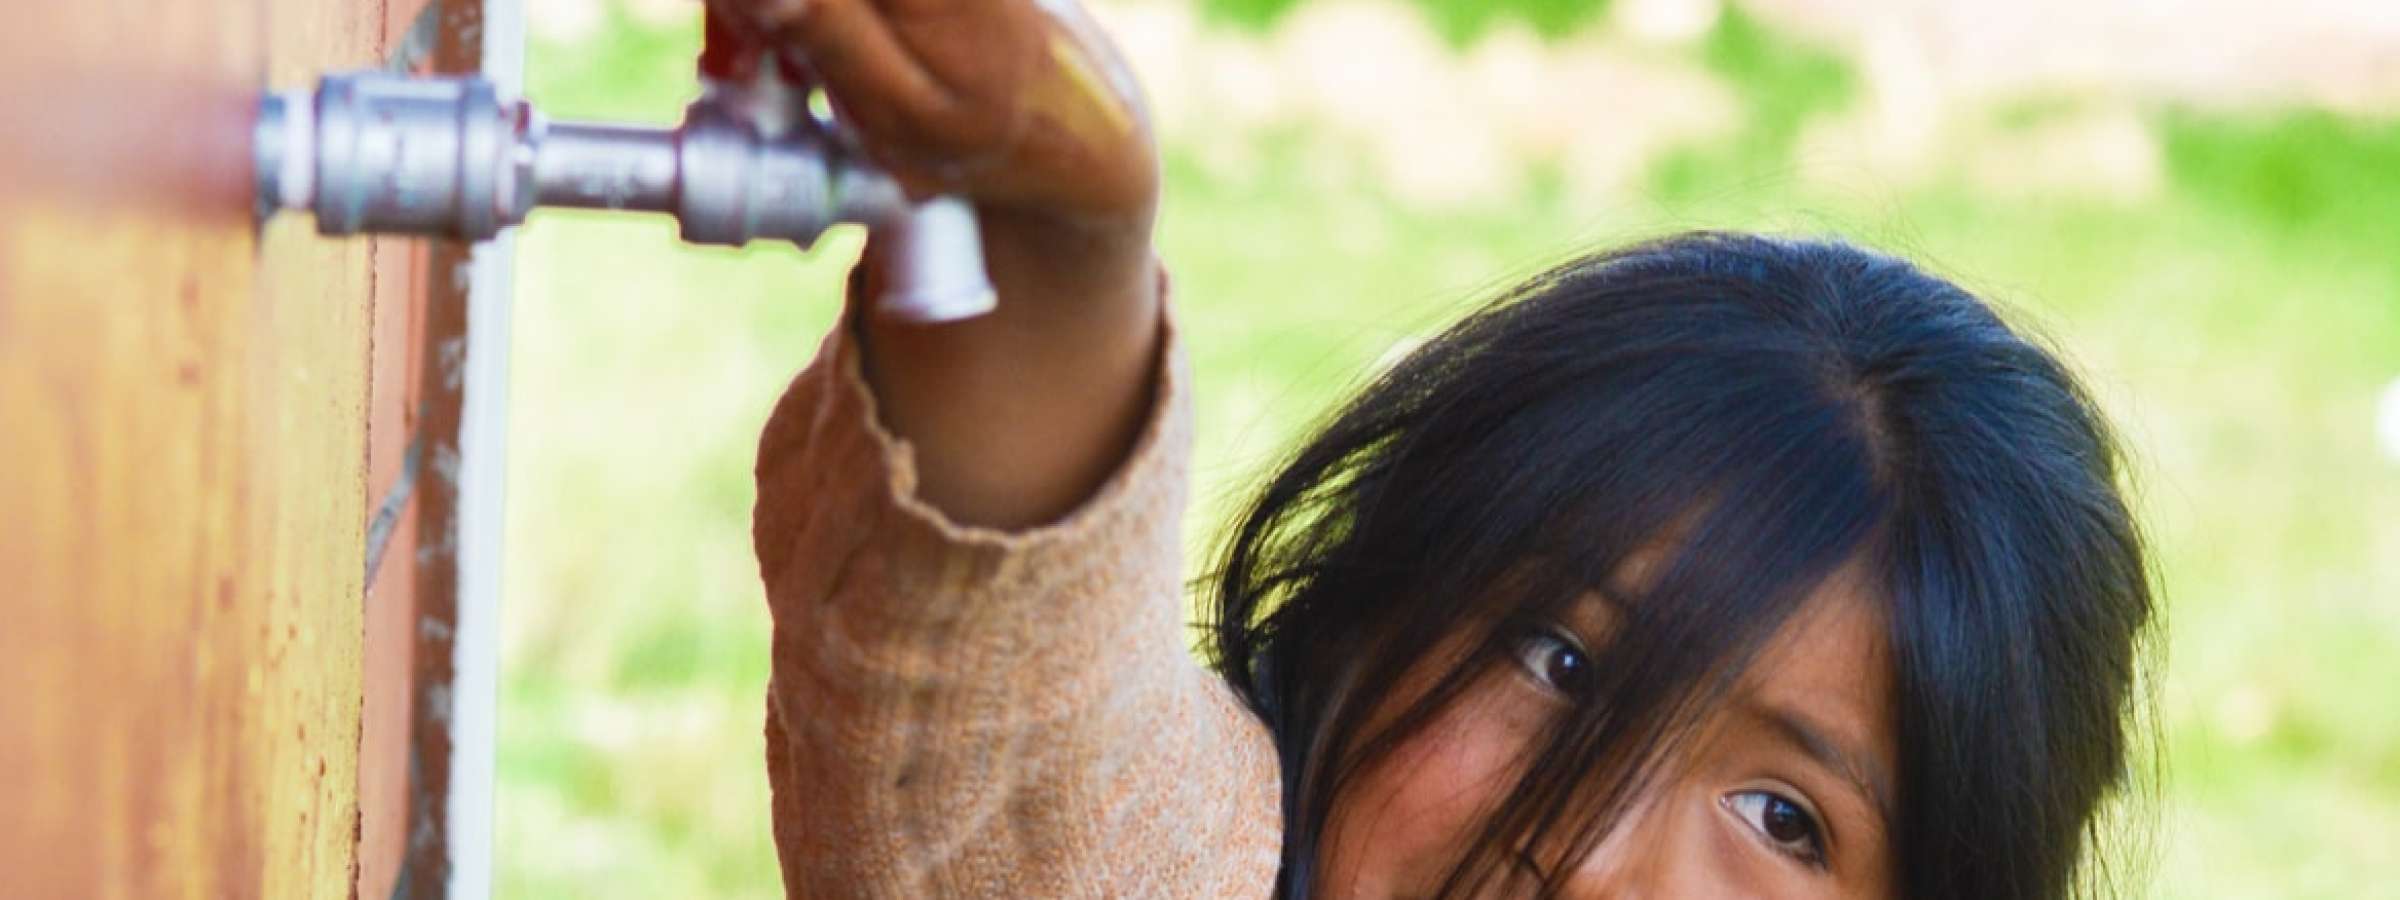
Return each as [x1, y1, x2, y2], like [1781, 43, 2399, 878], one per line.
[699, 1, 765, 83]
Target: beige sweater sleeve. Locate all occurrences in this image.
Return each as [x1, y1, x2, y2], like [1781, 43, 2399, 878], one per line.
[750, 286, 1285, 898]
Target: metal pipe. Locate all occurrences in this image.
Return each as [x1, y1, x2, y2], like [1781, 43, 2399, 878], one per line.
[532, 121, 679, 213]
[255, 70, 995, 322]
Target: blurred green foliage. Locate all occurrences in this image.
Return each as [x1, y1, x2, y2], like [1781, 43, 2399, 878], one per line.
[1652, 6, 1855, 194]
[1203, 0, 1612, 42]
[2163, 111, 2400, 251]
[502, 3, 2400, 896]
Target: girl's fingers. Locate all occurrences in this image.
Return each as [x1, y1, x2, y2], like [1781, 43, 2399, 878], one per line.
[750, 0, 953, 149]
[708, 0, 1056, 202]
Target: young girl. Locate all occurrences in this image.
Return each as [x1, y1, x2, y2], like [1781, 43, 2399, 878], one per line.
[727, 0, 2154, 896]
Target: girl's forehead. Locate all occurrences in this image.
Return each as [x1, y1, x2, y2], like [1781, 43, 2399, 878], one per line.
[1745, 560, 1892, 720]
[1733, 558, 1900, 810]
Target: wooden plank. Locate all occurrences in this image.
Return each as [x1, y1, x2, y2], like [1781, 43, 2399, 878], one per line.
[0, 0, 417, 895]
[356, 4, 518, 897]
[360, 233, 429, 900]
[358, 6, 450, 895]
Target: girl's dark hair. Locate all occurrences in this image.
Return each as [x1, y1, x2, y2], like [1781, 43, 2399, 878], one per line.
[1205, 232, 2154, 898]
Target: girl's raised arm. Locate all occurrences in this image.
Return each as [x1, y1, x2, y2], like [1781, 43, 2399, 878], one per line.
[726, 1, 1285, 894]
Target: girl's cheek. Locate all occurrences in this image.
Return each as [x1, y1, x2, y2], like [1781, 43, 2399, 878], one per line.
[1409, 676, 1555, 795]
[1326, 676, 1558, 894]
[1387, 682, 1558, 836]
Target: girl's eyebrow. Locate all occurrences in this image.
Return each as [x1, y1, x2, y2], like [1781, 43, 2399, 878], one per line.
[1750, 701, 1897, 836]
[1564, 586, 1626, 638]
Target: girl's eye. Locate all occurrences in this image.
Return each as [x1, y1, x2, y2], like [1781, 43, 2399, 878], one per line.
[1508, 626, 1590, 696]
[1723, 790, 1828, 869]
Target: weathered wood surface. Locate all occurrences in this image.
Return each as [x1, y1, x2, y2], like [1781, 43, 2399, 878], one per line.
[0, 0, 446, 895]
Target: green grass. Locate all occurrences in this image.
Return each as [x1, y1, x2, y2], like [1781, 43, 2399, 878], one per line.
[499, 5, 2400, 896]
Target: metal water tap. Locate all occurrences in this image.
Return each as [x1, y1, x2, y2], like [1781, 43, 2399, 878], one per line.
[253, 69, 996, 322]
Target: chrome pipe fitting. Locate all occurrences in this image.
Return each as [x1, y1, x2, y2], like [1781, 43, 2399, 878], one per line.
[255, 70, 995, 322]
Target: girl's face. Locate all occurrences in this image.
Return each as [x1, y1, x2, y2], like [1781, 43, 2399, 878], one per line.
[1316, 552, 1900, 899]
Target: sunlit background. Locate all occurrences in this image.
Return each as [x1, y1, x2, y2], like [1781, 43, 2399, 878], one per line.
[499, 0, 2400, 894]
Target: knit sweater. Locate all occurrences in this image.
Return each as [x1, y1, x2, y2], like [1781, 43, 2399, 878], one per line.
[751, 289, 1285, 897]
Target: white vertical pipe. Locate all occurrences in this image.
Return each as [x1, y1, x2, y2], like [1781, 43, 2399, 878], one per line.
[448, 0, 521, 895]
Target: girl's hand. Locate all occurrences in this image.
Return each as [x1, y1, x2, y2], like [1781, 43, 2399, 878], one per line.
[713, 0, 1160, 256]
[716, 0, 1170, 530]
